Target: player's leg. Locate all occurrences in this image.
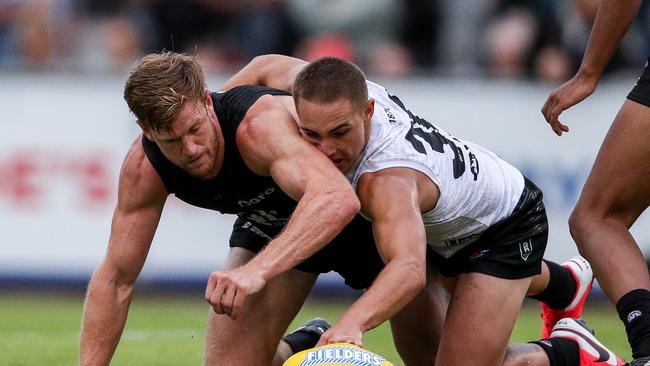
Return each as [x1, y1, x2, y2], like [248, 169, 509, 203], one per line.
[204, 247, 317, 366]
[568, 99, 650, 359]
[389, 262, 448, 366]
[428, 269, 619, 366]
[529, 256, 594, 338]
[503, 343, 550, 366]
[503, 318, 625, 366]
[276, 318, 331, 365]
[435, 272, 532, 366]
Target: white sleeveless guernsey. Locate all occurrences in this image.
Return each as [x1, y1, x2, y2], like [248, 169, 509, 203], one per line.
[346, 81, 525, 258]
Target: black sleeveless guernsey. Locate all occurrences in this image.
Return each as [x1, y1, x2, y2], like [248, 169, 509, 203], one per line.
[142, 85, 295, 237]
[141, 85, 383, 289]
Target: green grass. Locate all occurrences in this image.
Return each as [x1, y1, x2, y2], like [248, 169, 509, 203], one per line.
[0, 293, 630, 365]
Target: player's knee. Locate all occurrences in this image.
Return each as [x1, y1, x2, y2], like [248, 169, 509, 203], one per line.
[568, 204, 598, 248]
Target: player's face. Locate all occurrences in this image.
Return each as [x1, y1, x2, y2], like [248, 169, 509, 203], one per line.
[296, 96, 374, 173]
[146, 93, 224, 179]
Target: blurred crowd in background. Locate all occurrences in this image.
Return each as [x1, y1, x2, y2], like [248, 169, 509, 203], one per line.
[1, 0, 649, 81]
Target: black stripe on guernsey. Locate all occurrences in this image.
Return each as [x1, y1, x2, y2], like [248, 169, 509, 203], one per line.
[558, 328, 611, 362]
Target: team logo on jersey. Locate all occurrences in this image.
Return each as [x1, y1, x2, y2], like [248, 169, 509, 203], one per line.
[537, 340, 552, 348]
[628, 310, 643, 324]
[519, 240, 533, 261]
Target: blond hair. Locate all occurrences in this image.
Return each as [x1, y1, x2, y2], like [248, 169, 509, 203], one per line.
[124, 52, 206, 131]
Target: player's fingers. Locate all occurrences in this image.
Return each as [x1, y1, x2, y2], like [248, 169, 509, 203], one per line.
[210, 281, 227, 314]
[549, 104, 568, 136]
[316, 331, 331, 347]
[332, 337, 363, 347]
[323, 333, 360, 347]
[541, 96, 555, 122]
[204, 273, 218, 302]
[543, 92, 561, 123]
[222, 284, 238, 318]
[230, 287, 247, 320]
[559, 122, 569, 132]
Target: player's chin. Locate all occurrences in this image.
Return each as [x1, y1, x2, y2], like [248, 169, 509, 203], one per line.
[187, 165, 212, 180]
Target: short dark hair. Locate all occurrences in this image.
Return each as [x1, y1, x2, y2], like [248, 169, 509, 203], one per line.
[124, 52, 206, 131]
[293, 57, 368, 110]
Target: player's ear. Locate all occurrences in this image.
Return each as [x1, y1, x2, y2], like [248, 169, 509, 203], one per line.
[204, 90, 213, 109]
[137, 120, 154, 141]
[364, 98, 375, 121]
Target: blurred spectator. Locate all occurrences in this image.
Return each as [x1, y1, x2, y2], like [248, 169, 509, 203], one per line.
[397, 0, 440, 72]
[145, 0, 299, 73]
[71, 0, 153, 72]
[287, 0, 415, 77]
[0, 0, 150, 72]
[0, 0, 646, 78]
[560, 0, 645, 76]
[436, 0, 492, 77]
[6, 0, 75, 70]
[482, 0, 572, 81]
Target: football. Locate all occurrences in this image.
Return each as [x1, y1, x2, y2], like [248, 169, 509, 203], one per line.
[282, 343, 395, 366]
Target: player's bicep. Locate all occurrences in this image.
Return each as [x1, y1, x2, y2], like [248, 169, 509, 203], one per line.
[359, 173, 426, 262]
[244, 112, 352, 201]
[268, 139, 351, 201]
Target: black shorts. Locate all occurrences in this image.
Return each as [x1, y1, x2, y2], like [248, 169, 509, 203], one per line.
[229, 215, 383, 290]
[628, 58, 650, 107]
[428, 177, 548, 279]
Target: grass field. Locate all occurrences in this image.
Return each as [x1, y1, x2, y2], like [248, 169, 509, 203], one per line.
[0, 292, 631, 365]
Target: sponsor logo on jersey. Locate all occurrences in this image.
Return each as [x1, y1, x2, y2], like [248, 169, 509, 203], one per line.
[383, 107, 397, 124]
[237, 188, 276, 207]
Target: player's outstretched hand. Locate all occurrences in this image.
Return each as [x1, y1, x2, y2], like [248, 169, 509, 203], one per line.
[541, 73, 598, 136]
[316, 319, 364, 348]
[204, 266, 266, 319]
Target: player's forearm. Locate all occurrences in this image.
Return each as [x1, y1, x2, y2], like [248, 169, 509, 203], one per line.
[223, 54, 302, 92]
[79, 270, 134, 365]
[340, 258, 426, 333]
[578, 0, 642, 80]
[249, 188, 359, 280]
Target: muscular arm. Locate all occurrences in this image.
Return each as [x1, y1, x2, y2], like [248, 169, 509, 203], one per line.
[220, 54, 307, 92]
[318, 168, 429, 346]
[80, 140, 167, 365]
[542, 0, 642, 134]
[205, 97, 359, 318]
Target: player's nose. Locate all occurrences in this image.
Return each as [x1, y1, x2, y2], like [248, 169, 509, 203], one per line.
[318, 141, 336, 157]
[182, 136, 199, 157]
